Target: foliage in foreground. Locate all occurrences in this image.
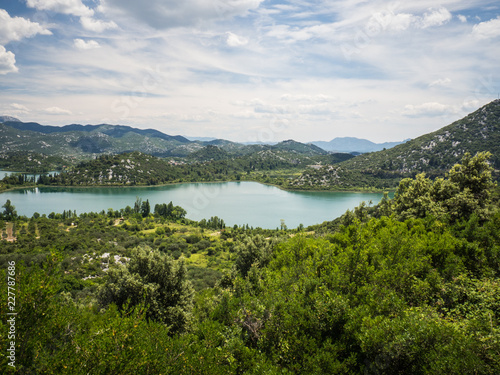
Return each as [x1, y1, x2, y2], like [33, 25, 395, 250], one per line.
[0, 152, 499, 374]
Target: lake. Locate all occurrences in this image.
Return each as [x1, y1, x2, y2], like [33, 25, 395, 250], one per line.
[0, 181, 384, 229]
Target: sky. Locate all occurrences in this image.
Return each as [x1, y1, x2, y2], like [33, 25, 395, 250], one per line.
[0, 1, 499, 143]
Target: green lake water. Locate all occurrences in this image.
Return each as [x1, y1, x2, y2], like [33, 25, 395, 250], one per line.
[0, 181, 385, 229]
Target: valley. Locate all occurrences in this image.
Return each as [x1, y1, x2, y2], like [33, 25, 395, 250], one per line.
[1, 100, 500, 196]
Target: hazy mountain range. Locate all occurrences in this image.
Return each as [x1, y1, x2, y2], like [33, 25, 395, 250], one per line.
[0, 116, 406, 156]
[309, 137, 410, 153]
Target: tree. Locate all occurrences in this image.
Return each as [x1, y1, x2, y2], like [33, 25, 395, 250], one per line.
[97, 246, 194, 333]
[447, 151, 495, 208]
[133, 196, 142, 213]
[393, 152, 496, 222]
[141, 199, 150, 217]
[234, 235, 278, 277]
[2, 199, 17, 220]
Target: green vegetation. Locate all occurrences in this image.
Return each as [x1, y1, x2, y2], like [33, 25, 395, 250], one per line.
[0, 148, 354, 191]
[0, 152, 68, 173]
[1, 152, 500, 373]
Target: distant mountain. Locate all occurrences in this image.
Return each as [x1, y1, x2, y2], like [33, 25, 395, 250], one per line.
[0, 119, 331, 161]
[272, 140, 328, 156]
[0, 120, 203, 158]
[3, 121, 190, 143]
[310, 137, 408, 153]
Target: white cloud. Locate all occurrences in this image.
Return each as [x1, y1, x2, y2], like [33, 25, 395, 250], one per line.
[231, 110, 259, 119]
[419, 7, 452, 28]
[11, 103, 30, 112]
[0, 9, 52, 44]
[0, 46, 18, 74]
[402, 102, 457, 117]
[100, 0, 264, 29]
[457, 15, 467, 23]
[45, 106, 72, 115]
[472, 17, 500, 39]
[80, 16, 118, 32]
[383, 13, 413, 31]
[429, 78, 452, 87]
[179, 114, 210, 122]
[74, 38, 100, 50]
[26, 0, 94, 17]
[226, 32, 248, 47]
[280, 94, 334, 102]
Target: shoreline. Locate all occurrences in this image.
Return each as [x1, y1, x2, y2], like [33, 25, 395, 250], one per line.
[0, 179, 395, 195]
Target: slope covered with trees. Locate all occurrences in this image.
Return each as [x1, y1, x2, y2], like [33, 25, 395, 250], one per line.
[1, 148, 352, 191]
[291, 100, 500, 190]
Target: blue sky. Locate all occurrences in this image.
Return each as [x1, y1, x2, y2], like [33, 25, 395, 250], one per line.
[0, 0, 499, 143]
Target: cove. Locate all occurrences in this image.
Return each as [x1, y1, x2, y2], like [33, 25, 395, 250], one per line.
[0, 182, 385, 229]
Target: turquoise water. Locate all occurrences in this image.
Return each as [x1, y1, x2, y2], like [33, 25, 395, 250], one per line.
[0, 181, 384, 229]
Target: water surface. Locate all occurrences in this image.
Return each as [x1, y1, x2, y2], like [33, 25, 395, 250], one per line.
[0, 181, 384, 229]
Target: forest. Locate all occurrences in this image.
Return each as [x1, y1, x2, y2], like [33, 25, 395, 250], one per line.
[0, 149, 357, 193]
[0, 152, 499, 374]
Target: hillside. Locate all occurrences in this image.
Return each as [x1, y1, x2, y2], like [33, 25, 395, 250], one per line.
[0, 121, 202, 158]
[291, 100, 500, 190]
[187, 145, 231, 162]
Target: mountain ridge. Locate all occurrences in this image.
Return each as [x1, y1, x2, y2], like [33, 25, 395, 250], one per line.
[310, 137, 409, 153]
[0, 117, 405, 155]
[0, 119, 336, 159]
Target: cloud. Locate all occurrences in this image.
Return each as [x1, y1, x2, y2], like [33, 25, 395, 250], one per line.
[280, 94, 334, 102]
[74, 38, 100, 50]
[11, 103, 30, 112]
[472, 17, 500, 39]
[231, 110, 259, 119]
[429, 78, 452, 87]
[44, 106, 72, 115]
[0, 46, 18, 74]
[100, 0, 264, 29]
[26, 0, 94, 17]
[80, 16, 118, 32]
[226, 31, 248, 47]
[226, 32, 248, 47]
[370, 7, 452, 32]
[457, 15, 467, 23]
[402, 102, 457, 117]
[0, 9, 52, 44]
[418, 7, 452, 28]
[382, 13, 413, 31]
